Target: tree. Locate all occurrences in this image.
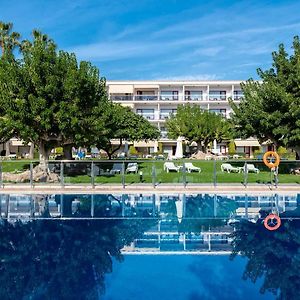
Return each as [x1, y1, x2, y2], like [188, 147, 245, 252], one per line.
[0, 25, 107, 168]
[230, 36, 300, 158]
[166, 104, 232, 153]
[0, 21, 20, 56]
[93, 103, 160, 159]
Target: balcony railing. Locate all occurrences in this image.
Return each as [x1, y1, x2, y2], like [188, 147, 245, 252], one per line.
[209, 94, 227, 101]
[135, 95, 158, 101]
[233, 95, 244, 100]
[110, 95, 133, 101]
[185, 95, 203, 101]
[137, 113, 155, 120]
[160, 95, 179, 101]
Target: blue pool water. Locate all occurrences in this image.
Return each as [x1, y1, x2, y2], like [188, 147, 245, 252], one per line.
[103, 256, 271, 300]
[0, 192, 299, 299]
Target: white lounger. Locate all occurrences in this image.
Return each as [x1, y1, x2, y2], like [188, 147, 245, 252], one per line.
[164, 162, 180, 173]
[244, 164, 260, 173]
[185, 163, 201, 173]
[221, 163, 239, 173]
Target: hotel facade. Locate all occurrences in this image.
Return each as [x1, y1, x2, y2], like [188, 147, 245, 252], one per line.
[106, 80, 263, 158]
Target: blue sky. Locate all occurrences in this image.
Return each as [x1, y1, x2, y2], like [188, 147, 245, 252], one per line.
[1, 0, 300, 80]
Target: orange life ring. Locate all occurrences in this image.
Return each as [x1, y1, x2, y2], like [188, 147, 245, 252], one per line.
[263, 151, 280, 168]
[264, 214, 281, 231]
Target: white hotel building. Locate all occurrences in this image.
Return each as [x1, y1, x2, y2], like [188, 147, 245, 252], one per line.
[107, 80, 263, 158]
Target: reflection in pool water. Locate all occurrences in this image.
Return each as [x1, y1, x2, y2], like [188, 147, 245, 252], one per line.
[0, 193, 299, 299]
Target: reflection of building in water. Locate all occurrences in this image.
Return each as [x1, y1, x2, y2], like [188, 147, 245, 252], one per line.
[1, 193, 299, 254]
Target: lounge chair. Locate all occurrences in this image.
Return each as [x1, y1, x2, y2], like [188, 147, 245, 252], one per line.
[110, 163, 123, 174]
[126, 162, 138, 174]
[244, 164, 260, 173]
[164, 162, 180, 173]
[221, 163, 239, 173]
[185, 163, 201, 173]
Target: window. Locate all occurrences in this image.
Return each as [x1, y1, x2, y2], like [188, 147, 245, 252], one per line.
[234, 90, 243, 100]
[160, 90, 179, 100]
[209, 90, 226, 101]
[136, 109, 155, 120]
[210, 109, 226, 118]
[185, 90, 203, 100]
[160, 109, 177, 119]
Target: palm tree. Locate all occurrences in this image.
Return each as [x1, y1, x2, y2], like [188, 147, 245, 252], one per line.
[0, 21, 20, 57]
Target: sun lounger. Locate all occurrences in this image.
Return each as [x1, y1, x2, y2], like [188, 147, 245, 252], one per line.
[242, 164, 260, 173]
[185, 163, 201, 173]
[126, 162, 138, 173]
[221, 163, 239, 173]
[164, 162, 180, 173]
[110, 163, 123, 174]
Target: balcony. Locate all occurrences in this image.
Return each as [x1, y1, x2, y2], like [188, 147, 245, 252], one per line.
[110, 95, 133, 101]
[160, 94, 179, 101]
[137, 113, 155, 120]
[209, 94, 227, 101]
[135, 95, 158, 101]
[185, 95, 203, 101]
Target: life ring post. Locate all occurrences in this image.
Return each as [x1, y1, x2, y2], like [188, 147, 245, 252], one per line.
[263, 151, 280, 169]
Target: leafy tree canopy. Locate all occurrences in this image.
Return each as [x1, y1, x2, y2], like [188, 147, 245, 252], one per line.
[93, 103, 160, 159]
[166, 104, 232, 152]
[230, 36, 300, 157]
[0, 23, 107, 165]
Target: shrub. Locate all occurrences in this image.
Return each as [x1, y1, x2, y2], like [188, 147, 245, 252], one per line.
[228, 140, 236, 155]
[129, 146, 138, 155]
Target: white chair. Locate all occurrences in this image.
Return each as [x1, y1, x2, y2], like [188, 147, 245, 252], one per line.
[244, 164, 260, 173]
[164, 162, 180, 173]
[221, 163, 239, 173]
[185, 163, 201, 173]
[126, 163, 138, 173]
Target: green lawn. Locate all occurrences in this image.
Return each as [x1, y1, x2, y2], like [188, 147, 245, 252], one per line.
[1, 159, 300, 185]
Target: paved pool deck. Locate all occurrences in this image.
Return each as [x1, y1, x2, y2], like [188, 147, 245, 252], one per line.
[0, 183, 299, 194]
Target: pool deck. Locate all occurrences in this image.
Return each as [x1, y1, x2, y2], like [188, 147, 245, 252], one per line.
[0, 183, 299, 194]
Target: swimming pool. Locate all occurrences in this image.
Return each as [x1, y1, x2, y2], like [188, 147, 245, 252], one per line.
[0, 192, 299, 299]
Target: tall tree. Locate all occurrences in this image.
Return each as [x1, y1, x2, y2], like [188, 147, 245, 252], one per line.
[166, 104, 232, 153]
[0, 21, 20, 56]
[230, 36, 300, 158]
[0, 26, 107, 168]
[93, 103, 160, 159]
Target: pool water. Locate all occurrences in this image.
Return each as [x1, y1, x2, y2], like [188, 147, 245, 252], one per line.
[0, 193, 299, 299]
[103, 255, 272, 300]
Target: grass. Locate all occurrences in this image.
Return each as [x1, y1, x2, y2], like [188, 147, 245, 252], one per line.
[1, 159, 300, 185]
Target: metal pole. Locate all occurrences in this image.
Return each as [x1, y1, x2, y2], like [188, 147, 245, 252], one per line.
[182, 162, 187, 188]
[274, 166, 279, 188]
[243, 162, 248, 187]
[213, 159, 217, 187]
[152, 163, 156, 188]
[60, 161, 64, 188]
[122, 161, 125, 188]
[91, 161, 95, 189]
[30, 162, 33, 188]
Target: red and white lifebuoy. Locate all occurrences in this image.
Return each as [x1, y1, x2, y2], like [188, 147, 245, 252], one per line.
[264, 214, 281, 231]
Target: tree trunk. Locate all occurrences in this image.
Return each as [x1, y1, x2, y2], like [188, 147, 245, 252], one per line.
[63, 144, 73, 160]
[39, 141, 51, 171]
[29, 143, 34, 159]
[5, 141, 10, 157]
[102, 138, 123, 160]
[294, 146, 300, 160]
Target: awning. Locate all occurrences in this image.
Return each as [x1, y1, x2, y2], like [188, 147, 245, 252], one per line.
[109, 84, 134, 94]
[134, 141, 155, 147]
[134, 84, 159, 89]
[234, 139, 260, 147]
[10, 139, 32, 147]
